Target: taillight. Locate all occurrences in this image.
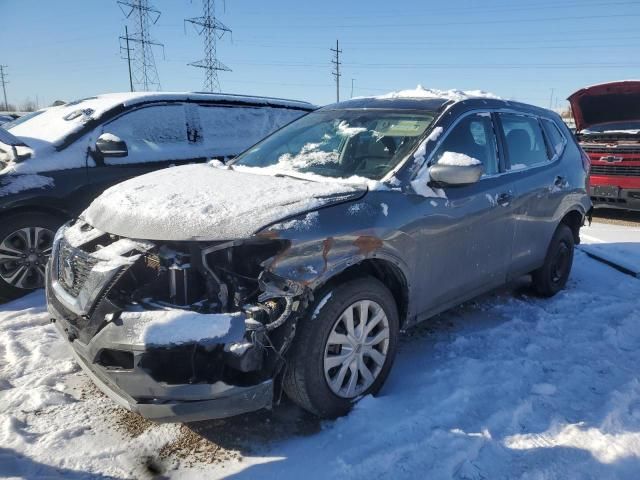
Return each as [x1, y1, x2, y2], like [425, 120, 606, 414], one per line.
[579, 147, 591, 174]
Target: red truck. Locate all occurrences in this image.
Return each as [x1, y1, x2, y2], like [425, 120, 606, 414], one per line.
[569, 80, 640, 211]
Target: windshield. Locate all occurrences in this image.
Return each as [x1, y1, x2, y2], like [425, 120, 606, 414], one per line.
[582, 121, 640, 134]
[232, 109, 435, 180]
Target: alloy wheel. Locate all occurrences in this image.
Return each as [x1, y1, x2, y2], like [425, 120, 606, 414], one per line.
[323, 299, 390, 399]
[0, 227, 54, 290]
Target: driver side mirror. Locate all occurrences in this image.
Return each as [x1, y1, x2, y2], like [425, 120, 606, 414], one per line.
[96, 133, 128, 158]
[428, 163, 483, 186]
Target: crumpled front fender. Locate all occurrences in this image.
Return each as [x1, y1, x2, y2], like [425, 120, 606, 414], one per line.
[255, 195, 415, 294]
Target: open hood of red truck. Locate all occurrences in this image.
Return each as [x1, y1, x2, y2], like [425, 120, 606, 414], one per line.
[568, 80, 640, 132]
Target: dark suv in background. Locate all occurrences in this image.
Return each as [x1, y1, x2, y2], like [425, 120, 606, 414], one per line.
[0, 92, 313, 299]
[47, 94, 590, 422]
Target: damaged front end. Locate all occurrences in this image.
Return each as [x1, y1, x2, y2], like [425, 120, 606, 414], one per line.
[46, 220, 311, 422]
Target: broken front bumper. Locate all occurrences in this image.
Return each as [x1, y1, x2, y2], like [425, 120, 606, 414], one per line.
[47, 291, 273, 423]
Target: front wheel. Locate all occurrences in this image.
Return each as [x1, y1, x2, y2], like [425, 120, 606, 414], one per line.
[531, 223, 575, 297]
[0, 212, 64, 300]
[283, 277, 399, 418]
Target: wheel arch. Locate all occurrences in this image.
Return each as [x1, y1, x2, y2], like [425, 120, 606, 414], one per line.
[560, 208, 584, 245]
[315, 258, 410, 328]
[0, 204, 70, 224]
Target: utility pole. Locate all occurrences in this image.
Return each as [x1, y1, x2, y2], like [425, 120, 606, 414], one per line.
[351, 78, 355, 98]
[117, 0, 163, 91]
[549, 88, 555, 109]
[330, 40, 342, 102]
[0, 65, 8, 111]
[120, 25, 134, 92]
[185, 0, 231, 92]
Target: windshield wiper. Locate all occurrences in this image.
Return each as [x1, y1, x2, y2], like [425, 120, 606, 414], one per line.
[274, 172, 316, 182]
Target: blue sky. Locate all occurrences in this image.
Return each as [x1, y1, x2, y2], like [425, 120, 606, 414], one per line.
[1, 0, 639, 110]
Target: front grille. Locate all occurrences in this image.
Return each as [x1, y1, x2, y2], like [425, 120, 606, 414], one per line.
[57, 240, 98, 296]
[582, 145, 640, 155]
[590, 165, 640, 177]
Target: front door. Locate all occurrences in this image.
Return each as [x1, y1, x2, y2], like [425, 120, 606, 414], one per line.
[410, 112, 517, 315]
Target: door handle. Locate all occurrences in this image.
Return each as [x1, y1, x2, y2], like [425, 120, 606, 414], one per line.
[496, 192, 512, 206]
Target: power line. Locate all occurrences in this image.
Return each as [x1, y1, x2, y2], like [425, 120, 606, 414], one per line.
[118, 0, 164, 91]
[185, 0, 231, 92]
[119, 25, 134, 92]
[234, 12, 640, 29]
[0, 65, 8, 111]
[231, 0, 639, 20]
[330, 40, 342, 102]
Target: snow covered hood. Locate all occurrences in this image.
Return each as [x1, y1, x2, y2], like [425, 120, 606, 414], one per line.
[568, 80, 640, 132]
[82, 163, 365, 241]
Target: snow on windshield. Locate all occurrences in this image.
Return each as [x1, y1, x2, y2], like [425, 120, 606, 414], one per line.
[234, 112, 434, 187]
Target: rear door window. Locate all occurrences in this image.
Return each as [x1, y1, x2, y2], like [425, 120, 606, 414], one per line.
[431, 113, 498, 175]
[197, 105, 305, 158]
[499, 113, 549, 170]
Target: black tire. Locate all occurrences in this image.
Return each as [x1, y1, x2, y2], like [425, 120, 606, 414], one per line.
[283, 277, 399, 418]
[0, 212, 65, 301]
[531, 223, 574, 297]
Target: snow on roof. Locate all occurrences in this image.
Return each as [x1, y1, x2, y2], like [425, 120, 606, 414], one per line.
[91, 91, 315, 110]
[374, 85, 500, 102]
[7, 92, 313, 150]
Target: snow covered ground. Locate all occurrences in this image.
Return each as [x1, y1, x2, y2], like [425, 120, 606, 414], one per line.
[1, 230, 640, 478]
[580, 222, 640, 277]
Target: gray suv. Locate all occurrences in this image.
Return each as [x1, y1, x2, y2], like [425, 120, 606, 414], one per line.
[46, 95, 590, 422]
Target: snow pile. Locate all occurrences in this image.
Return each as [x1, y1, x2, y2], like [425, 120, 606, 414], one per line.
[0, 173, 54, 197]
[376, 85, 500, 102]
[437, 151, 482, 166]
[3, 245, 640, 478]
[98, 132, 123, 142]
[121, 309, 239, 346]
[337, 121, 367, 137]
[275, 142, 340, 170]
[82, 163, 364, 241]
[0, 292, 185, 479]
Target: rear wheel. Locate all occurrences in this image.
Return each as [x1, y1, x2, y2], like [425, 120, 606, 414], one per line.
[0, 212, 64, 300]
[531, 223, 574, 297]
[283, 277, 399, 418]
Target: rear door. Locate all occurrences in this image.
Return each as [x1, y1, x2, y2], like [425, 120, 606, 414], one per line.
[496, 112, 568, 277]
[87, 103, 201, 197]
[412, 111, 518, 314]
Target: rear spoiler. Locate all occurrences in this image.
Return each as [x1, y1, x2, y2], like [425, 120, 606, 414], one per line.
[0, 128, 29, 162]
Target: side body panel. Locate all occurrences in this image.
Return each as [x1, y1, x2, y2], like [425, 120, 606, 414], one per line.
[258, 100, 590, 328]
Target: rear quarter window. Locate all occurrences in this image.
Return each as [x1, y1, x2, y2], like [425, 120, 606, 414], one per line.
[541, 118, 567, 159]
